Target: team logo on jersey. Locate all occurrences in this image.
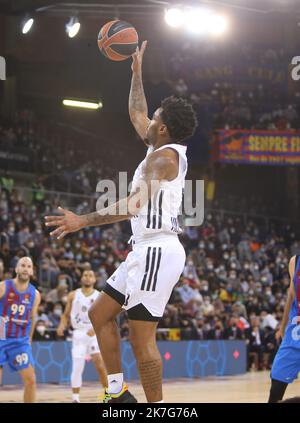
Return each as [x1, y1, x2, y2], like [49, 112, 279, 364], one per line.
[82, 306, 88, 312]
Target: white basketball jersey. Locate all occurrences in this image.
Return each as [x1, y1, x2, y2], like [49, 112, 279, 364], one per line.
[130, 143, 187, 240]
[70, 289, 99, 331]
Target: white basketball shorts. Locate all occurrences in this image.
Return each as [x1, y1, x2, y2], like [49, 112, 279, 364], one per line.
[72, 329, 100, 359]
[103, 234, 186, 321]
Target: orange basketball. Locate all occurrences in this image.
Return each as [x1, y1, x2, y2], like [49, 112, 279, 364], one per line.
[97, 20, 139, 61]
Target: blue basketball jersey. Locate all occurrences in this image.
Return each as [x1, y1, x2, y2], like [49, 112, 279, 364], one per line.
[0, 279, 36, 341]
[281, 255, 300, 349]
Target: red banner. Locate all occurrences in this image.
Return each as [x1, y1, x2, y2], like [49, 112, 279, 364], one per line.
[217, 130, 300, 166]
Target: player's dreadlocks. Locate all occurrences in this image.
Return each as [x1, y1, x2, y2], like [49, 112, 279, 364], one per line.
[160, 96, 198, 144]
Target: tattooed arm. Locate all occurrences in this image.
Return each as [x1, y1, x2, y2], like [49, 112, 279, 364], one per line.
[129, 41, 150, 145]
[45, 149, 178, 239]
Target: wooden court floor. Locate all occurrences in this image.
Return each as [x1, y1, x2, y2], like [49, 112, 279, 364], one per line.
[0, 371, 299, 403]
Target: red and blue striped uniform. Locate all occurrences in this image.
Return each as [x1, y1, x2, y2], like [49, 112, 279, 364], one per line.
[271, 255, 300, 383]
[0, 279, 36, 372]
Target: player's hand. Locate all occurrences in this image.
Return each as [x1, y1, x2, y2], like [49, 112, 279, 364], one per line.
[56, 326, 65, 337]
[87, 329, 95, 337]
[131, 40, 147, 74]
[45, 207, 85, 240]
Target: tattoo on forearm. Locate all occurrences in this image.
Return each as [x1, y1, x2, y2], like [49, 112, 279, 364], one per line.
[138, 359, 162, 397]
[84, 211, 129, 227]
[129, 73, 148, 114]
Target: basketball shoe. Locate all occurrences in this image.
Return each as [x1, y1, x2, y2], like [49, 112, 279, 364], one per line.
[101, 384, 137, 403]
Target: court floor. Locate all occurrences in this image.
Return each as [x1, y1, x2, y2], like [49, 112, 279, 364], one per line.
[0, 371, 299, 403]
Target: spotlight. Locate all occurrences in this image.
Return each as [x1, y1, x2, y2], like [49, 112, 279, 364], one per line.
[62, 99, 102, 110]
[165, 8, 184, 28]
[184, 8, 211, 35]
[21, 16, 34, 34]
[208, 15, 229, 36]
[66, 17, 80, 38]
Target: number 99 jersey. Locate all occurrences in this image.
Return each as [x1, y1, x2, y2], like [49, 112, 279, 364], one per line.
[0, 279, 36, 372]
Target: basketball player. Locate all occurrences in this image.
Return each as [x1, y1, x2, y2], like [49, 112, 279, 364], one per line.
[0, 257, 41, 403]
[45, 40, 198, 403]
[268, 255, 300, 403]
[57, 269, 107, 402]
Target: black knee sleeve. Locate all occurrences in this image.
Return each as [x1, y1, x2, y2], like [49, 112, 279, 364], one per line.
[268, 379, 288, 403]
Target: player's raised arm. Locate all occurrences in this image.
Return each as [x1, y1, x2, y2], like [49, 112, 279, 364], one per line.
[129, 40, 151, 145]
[57, 291, 75, 337]
[276, 255, 296, 341]
[29, 290, 41, 343]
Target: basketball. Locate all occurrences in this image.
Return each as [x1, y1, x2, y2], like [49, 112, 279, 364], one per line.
[97, 20, 138, 61]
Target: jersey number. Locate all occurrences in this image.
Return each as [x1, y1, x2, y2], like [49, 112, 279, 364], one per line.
[11, 304, 26, 316]
[291, 316, 300, 341]
[15, 353, 29, 366]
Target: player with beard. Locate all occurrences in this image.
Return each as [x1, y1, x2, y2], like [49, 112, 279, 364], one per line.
[0, 257, 41, 403]
[57, 269, 107, 402]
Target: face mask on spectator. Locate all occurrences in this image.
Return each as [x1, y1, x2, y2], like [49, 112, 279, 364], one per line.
[207, 264, 214, 270]
[75, 242, 81, 249]
[2, 215, 8, 221]
[8, 226, 15, 234]
[36, 229, 42, 234]
[254, 264, 259, 270]
[244, 264, 249, 270]
[36, 324, 46, 335]
[16, 217, 22, 224]
[199, 242, 205, 249]
[223, 253, 229, 260]
[231, 263, 237, 269]
[28, 241, 35, 249]
[208, 243, 215, 250]
[202, 285, 209, 291]
[53, 308, 63, 317]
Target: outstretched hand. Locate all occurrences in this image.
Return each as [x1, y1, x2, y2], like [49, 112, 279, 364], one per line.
[131, 40, 147, 74]
[45, 206, 85, 240]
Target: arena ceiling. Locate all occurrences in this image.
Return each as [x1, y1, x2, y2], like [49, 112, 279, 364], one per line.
[0, 0, 300, 16]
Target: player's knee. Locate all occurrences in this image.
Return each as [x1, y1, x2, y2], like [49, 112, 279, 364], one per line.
[23, 373, 36, 387]
[129, 333, 155, 356]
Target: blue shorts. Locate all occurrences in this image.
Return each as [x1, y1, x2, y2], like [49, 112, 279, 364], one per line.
[0, 338, 34, 372]
[271, 345, 300, 384]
